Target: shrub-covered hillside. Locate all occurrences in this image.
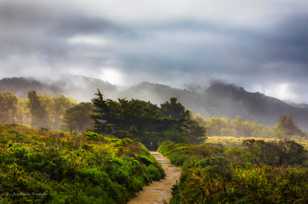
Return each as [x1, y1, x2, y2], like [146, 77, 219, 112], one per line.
[0, 124, 164, 203]
[159, 140, 308, 204]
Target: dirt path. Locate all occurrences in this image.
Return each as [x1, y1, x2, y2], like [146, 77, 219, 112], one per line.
[128, 151, 181, 204]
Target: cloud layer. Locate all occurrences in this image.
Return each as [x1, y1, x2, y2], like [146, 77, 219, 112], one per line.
[0, 0, 308, 102]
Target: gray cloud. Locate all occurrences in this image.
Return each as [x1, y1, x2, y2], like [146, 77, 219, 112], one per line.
[0, 0, 308, 102]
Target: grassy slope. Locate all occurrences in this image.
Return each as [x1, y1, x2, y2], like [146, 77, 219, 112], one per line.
[0, 124, 164, 204]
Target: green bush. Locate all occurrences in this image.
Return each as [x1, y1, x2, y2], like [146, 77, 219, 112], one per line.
[0, 124, 164, 203]
[160, 140, 308, 204]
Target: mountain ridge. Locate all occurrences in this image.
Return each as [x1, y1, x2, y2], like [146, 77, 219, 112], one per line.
[1, 76, 307, 129]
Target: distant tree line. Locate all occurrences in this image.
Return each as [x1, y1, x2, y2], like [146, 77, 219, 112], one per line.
[195, 114, 306, 138]
[0, 91, 78, 130]
[1, 90, 302, 148]
[0, 90, 205, 148]
[195, 115, 275, 137]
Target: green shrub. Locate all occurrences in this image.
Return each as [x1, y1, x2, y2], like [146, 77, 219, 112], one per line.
[160, 140, 308, 204]
[0, 124, 164, 203]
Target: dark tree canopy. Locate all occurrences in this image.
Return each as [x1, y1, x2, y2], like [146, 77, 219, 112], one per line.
[92, 90, 205, 149]
[161, 97, 189, 121]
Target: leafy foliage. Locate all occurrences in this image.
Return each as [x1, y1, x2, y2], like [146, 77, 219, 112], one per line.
[92, 91, 205, 149]
[0, 124, 164, 203]
[159, 140, 308, 204]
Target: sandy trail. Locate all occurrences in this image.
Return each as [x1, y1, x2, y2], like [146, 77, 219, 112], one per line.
[128, 151, 181, 204]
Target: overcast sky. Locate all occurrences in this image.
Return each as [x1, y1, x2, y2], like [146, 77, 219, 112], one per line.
[0, 0, 308, 102]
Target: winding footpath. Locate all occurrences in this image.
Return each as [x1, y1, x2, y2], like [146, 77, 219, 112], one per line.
[128, 152, 181, 204]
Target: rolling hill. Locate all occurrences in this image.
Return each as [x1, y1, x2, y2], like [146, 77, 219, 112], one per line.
[1, 76, 308, 129]
[0, 76, 117, 101]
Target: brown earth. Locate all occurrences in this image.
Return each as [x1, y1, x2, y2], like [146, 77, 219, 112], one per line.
[128, 152, 181, 204]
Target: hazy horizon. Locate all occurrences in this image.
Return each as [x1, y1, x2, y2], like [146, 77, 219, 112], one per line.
[1, 1, 308, 102]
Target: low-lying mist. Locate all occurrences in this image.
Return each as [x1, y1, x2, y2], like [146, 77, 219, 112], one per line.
[1, 75, 308, 130]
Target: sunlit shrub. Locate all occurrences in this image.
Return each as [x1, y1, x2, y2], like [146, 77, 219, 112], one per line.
[0, 124, 164, 203]
[161, 141, 308, 204]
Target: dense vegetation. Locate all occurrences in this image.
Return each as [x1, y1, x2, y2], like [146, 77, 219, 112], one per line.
[0, 91, 205, 149]
[0, 124, 164, 203]
[92, 90, 205, 149]
[159, 140, 308, 204]
[2, 89, 308, 203]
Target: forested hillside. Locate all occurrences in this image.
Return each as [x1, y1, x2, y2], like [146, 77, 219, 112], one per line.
[125, 81, 308, 130]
